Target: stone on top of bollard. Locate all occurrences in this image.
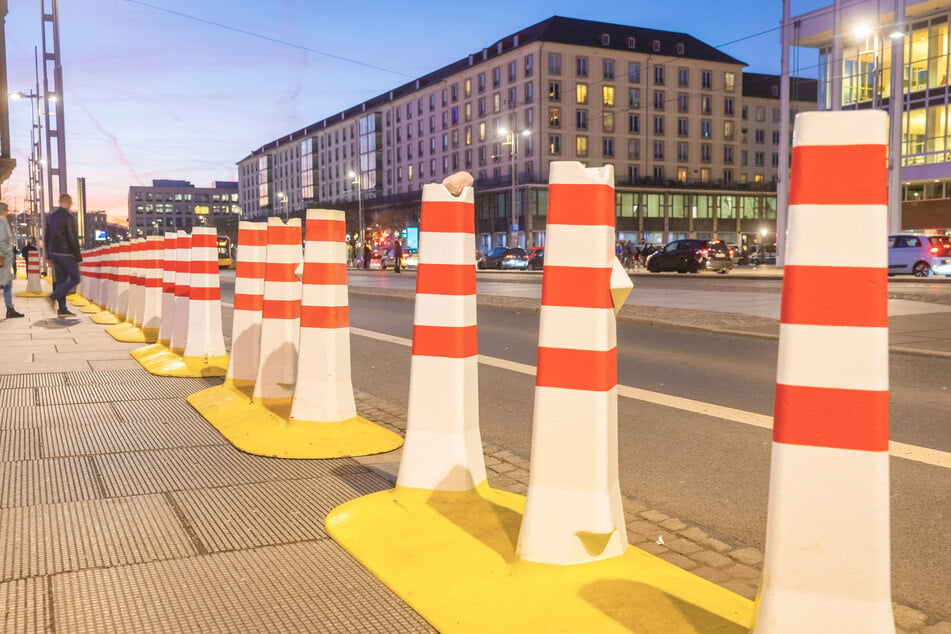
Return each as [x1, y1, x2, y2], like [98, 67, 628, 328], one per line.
[441, 171, 474, 196]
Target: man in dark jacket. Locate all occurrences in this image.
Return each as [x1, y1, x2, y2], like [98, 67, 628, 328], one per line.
[392, 238, 403, 274]
[45, 194, 83, 317]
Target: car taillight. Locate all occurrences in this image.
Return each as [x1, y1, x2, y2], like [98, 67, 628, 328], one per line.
[729, 248, 734, 257]
[701, 249, 709, 258]
[931, 247, 940, 254]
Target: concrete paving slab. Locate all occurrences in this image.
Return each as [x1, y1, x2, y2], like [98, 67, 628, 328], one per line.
[0, 456, 102, 508]
[62, 368, 156, 385]
[51, 541, 434, 633]
[33, 349, 136, 363]
[87, 358, 148, 371]
[42, 417, 226, 458]
[0, 494, 195, 580]
[36, 382, 212, 406]
[111, 396, 214, 424]
[1, 360, 94, 375]
[170, 471, 391, 553]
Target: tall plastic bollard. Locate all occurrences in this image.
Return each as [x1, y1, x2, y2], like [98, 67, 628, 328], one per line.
[91, 244, 119, 322]
[226, 221, 267, 388]
[16, 251, 46, 296]
[169, 231, 192, 356]
[157, 232, 179, 348]
[252, 218, 302, 406]
[752, 111, 893, 634]
[396, 180, 486, 491]
[140, 235, 164, 342]
[113, 241, 132, 322]
[127, 238, 146, 328]
[516, 161, 627, 565]
[79, 247, 103, 313]
[181, 227, 228, 368]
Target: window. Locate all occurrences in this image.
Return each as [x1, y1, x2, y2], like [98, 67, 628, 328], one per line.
[653, 116, 665, 135]
[677, 167, 688, 182]
[508, 87, 517, 108]
[724, 97, 734, 116]
[677, 93, 689, 113]
[628, 113, 640, 133]
[576, 56, 588, 77]
[576, 135, 588, 156]
[653, 140, 664, 160]
[628, 62, 641, 82]
[508, 61, 517, 83]
[493, 93, 501, 113]
[576, 83, 588, 104]
[677, 142, 688, 161]
[603, 111, 615, 132]
[478, 122, 486, 141]
[676, 43, 685, 55]
[652, 40, 661, 52]
[603, 138, 615, 157]
[755, 106, 766, 122]
[603, 86, 615, 106]
[677, 118, 688, 136]
[549, 135, 561, 155]
[654, 65, 665, 85]
[464, 103, 471, 122]
[700, 144, 711, 162]
[701, 96, 712, 114]
[628, 139, 640, 159]
[653, 166, 665, 180]
[653, 91, 665, 110]
[548, 52, 561, 75]
[452, 83, 459, 101]
[724, 146, 734, 164]
[627, 37, 636, 49]
[603, 59, 615, 80]
[548, 81, 561, 101]
[465, 126, 472, 145]
[576, 110, 588, 130]
[755, 129, 765, 144]
[772, 130, 781, 144]
[754, 151, 765, 166]
[549, 107, 561, 127]
[724, 120, 735, 141]
[525, 54, 534, 77]
[478, 73, 485, 93]
[772, 152, 779, 167]
[772, 108, 780, 123]
[678, 67, 689, 87]
[725, 72, 736, 92]
[524, 82, 533, 102]
[601, 33, 610, 46]
[701, 120, 711, 138]
[701, 70, 712, 89]
[478, 98, 486, 116]
[628, 87, 641, 108]
[464, 79, 472, 98]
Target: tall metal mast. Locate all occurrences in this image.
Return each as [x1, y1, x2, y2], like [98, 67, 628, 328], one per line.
[41, 0, 67, 204]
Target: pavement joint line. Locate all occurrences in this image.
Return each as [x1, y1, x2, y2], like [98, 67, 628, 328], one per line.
[350, 326, 951, 470]
[162, 491, 210, 556]
[86, 456, 108, 500]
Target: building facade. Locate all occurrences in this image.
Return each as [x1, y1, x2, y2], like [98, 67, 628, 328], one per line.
[238, 16, 816, 250]
[128, 179, 240, 239]
[792, 0, 951, 232]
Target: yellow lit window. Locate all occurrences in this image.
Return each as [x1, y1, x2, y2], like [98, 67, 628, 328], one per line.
[576, 83, 588, 104]
[602, 86, 615, 107]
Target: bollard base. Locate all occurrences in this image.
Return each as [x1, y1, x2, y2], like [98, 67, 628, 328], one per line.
[105, 322, 156, 343]
[90, 311, 121, 325]
[67, 294, 89, 307]
[187, 382, 403, 459]
[15, 290, 50, 298]
[131, 344, 228, 377]
[326, 485, 752, 633]
[79, 303, 102, 314]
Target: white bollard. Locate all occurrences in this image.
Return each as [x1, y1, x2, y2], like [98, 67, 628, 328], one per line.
[140, 235, 164, 342]
[156, 232, 178, 348]
[182, 227, 227, 365]
[226, 221, 268, 387]
[169, 231, 191, 356]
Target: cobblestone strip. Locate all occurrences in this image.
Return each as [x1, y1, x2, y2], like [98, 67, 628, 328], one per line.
[353, 390, 950, 632]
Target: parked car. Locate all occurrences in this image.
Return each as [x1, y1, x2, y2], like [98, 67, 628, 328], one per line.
[645, 239, 733, 274]
[477, 247, 529, 270]
[527, 247, 545, 270]
[381, 247, 418, 270]
[888, 234, 951, 277]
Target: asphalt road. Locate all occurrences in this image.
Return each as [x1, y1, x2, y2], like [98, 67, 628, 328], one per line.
[217, 270, 951, 619]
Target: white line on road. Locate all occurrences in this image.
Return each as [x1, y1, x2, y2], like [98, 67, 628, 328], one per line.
[350, 326, 951, 470]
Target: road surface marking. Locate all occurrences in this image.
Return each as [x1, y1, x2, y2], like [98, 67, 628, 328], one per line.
[350, 326, 950, 470]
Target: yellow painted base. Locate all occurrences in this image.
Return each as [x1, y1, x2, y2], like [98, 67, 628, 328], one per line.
[186, 382, 404, 459]
[90, 311, 120, 325]
[130, 343, 229, 377]
[67, 294, 89, 307]
[15, 290, 49, 298]
[79, 303, 101, 314]
[105, 322, 154, 343]
[326, 485, 753, 633]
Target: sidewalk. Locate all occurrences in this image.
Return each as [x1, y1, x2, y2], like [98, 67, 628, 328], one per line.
[2, 277, 949, 632]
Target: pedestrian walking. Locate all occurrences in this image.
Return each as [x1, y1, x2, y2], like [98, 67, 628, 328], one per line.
[0, 202, 24, 319]
[392, 238, 403, 274]
[362, 243, 371, 270]
[44, 194, 83, 318]
[622, 240, 634, 269]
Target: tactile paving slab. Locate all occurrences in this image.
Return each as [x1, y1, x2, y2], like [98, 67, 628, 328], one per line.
[52, 540, 434, 633]
[112, 397, 210, 424]
[0, 577, 49, 633]
[0, 494, 195, 581]
[0, 403, 120, 430]
[95, 446, 365, 498]
[0, 456, 103, 509]
[42, 418, 226, 458]
[170, 471, 392, 553]
[0, 429, 40, 462]
[0, 388, 36, 407]
[0, 373, 66, 389]
[63, 368, 154, 385]
[36, 382, 208, 406]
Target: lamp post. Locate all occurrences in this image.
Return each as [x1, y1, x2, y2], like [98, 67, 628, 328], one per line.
[276, 191, 288, 221]
[10, 86, 54, 249]
[499, 126, 531, 249]
[348, 170, 365, 251]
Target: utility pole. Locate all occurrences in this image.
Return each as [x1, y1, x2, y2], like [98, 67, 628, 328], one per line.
[0, 0, 15, 186]
[41, 0, 68, 201]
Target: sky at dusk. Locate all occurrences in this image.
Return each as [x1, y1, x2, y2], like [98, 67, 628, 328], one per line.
[4, 0, 829, 223]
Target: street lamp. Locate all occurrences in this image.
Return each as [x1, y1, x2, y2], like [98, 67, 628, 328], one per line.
[348, 170, 365, 251]
[499, 126, 532, 249]
[276, 191, 288, 220]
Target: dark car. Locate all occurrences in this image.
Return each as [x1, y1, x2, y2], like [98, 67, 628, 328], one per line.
[527, 247, 545, 270]
[645, 239, 733, 274]
[477, 246, 529, 270]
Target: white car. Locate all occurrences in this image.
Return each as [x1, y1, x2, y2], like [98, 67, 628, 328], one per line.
[887, 234, 951, 277]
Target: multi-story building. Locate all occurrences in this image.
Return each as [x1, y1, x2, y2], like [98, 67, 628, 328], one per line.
[792, 0, 951, 232]
[239, 16, 814, 250]
[128, 179, 240, 239]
